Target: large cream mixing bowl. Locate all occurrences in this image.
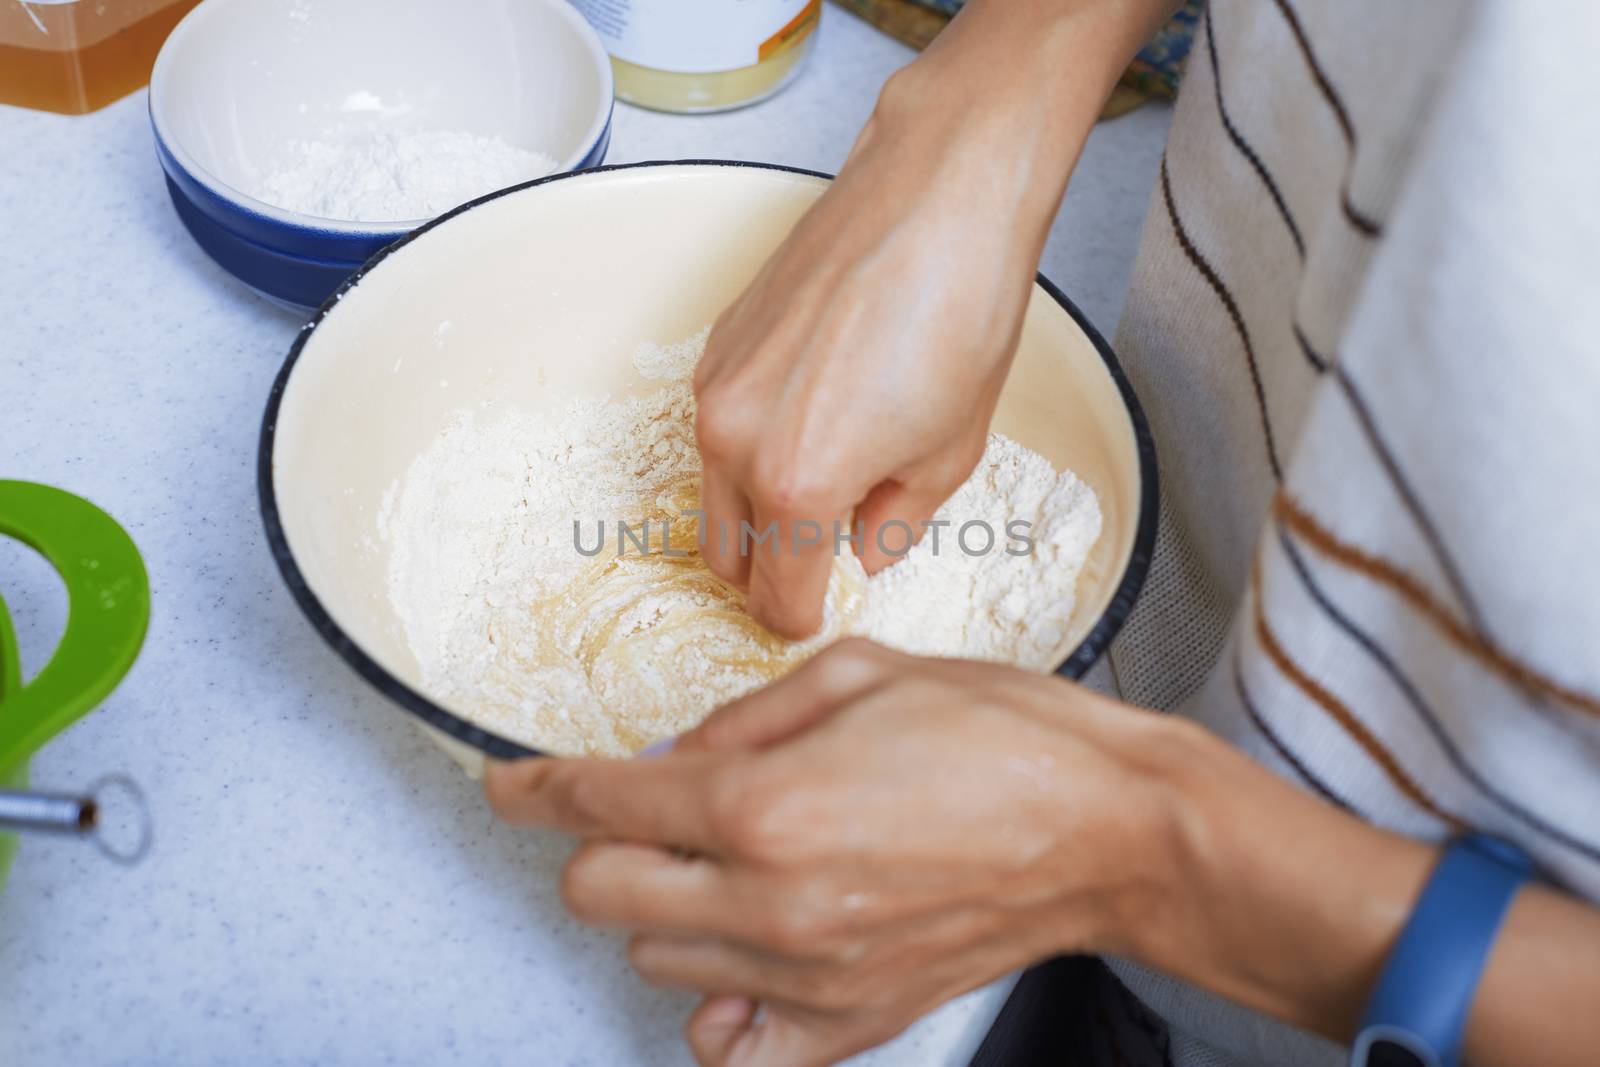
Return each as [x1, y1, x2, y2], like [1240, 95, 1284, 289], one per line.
[259, 162, 1157, 773]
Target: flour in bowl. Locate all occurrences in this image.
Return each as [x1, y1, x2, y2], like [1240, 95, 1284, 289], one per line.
[382, 328, 1101, 756]
[254, 125, 557, 223]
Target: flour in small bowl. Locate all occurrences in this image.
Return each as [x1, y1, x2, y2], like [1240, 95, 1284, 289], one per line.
[253, 124, 557, 223]
[383, 328, 1101, 757]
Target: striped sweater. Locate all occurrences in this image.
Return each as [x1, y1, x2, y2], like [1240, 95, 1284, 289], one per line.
[1102, 1, 1600, 1063]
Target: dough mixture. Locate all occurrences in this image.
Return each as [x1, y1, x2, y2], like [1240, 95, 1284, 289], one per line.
[382, 329, 1102, 756]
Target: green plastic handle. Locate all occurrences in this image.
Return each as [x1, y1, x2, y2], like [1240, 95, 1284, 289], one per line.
[0, 593, 20, 705]
[1, 591, 27, 880]
[0, 481, 150, 780]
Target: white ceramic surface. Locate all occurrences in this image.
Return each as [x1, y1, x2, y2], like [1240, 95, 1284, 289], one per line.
[267, 163, 1150, 767]
[149, 0, 613, 230]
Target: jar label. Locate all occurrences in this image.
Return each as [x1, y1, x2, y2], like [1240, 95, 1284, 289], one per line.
[573, 0, 819, 75]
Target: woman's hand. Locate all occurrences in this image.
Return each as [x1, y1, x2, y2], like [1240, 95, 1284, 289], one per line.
[691, 93, 1042, 640]
[485, 639, 1199, 1066]
[488, 635, 1600, 1067]
[690, 0, 1169, 640]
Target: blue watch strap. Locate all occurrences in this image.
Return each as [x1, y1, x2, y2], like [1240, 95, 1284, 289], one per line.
[1353, 834, 1534, 1067]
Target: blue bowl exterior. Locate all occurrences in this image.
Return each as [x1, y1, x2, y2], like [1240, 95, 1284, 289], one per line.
[153, 107, 613, 312]
[163, 177, 368, 310]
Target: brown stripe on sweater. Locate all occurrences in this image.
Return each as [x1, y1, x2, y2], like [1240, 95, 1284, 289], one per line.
[1275, 520, 1600, 862]
[1252, 556, 1464, 828]
[1275, 491, 1600, 721]
[1161, 155, 1285, 481]
[1268, 0, 1383, 237]
[1328, 366, 1487, 630]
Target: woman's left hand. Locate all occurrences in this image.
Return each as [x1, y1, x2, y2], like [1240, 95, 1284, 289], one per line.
[489, 638, 1600, 1067]
[485, 639, 1200, 1067]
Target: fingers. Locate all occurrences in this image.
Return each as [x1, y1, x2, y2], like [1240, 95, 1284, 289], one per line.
[744, 499, 851, 640]
[486, 640, 908, 841]
[483, 754, 722, 853]
[693, 327, 763, 592]
[560, 841, 735, 933]
[634, 936, 805, 999]
[851, 480, 950, 576]
[697, 461, 753, 589]
[677, 637, 896, 754]
[853, 433, 986, 575]
[634, 934, 850, 1008]
[700, 363, 863, 640]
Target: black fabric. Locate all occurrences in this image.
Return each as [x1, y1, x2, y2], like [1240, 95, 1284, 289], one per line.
[1364, 1040, 1426, 1067]
[970, 956, 1172, 1067]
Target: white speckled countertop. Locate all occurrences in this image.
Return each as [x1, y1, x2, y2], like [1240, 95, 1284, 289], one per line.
[0, 8, 1169, 1064]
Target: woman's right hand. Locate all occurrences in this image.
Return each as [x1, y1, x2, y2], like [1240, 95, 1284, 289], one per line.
[693, 89, 1050, 637]
[691, 0, 1159, 640]
[692, 92, 1030, 638]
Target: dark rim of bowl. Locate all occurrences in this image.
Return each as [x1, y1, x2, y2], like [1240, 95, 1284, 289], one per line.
[258, 159, 1161, 761]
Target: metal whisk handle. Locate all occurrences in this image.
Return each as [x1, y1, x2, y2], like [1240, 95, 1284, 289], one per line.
[0, 789, 95, 835]
[0, 775, 151, 864]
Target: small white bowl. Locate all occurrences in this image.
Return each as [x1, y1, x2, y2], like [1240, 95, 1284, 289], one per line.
[150, 0, 613, 311]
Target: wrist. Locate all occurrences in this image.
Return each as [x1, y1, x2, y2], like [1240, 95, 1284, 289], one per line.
[862, 0, 1152, 245]
[1128, 721, 1438, 1042]
[862, 69, 1077, 241]
[899, 0, 1166, 114]
[1081, 710, 1225, 963]
[1023, 689, 1221, 965]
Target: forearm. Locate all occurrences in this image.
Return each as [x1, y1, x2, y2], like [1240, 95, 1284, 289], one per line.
[1118, 716, 1600, 1065]
[854, 0, 1180, 255]
[1460, 874, 1600, 1066]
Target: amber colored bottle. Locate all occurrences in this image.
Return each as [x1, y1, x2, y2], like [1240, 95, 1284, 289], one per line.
[0, 0, 202, 115]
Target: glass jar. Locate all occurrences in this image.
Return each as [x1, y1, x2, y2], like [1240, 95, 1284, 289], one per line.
[571, 0, 821, 114]
[0, 0, 202, 115]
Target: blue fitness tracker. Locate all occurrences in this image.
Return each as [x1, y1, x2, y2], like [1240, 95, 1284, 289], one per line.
[1351, 834, 1534, 1067]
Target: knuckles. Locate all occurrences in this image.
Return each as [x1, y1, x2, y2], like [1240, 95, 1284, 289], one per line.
[706, 770, 784, 861]
[708, 769, 837, 871]
[692, 387, 750, 463]
[786, 958, 863, 1014]
[752, 886, 836, 958]
[815, 636, 891, 680]
[747, 449, 834, 517]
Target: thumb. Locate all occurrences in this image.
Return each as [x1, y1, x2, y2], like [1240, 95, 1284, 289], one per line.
[676, 637, 892, 754]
